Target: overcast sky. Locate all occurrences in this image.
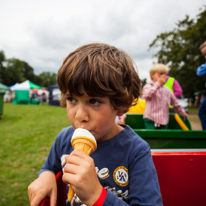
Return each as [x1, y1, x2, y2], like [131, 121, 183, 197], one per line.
[0, 0, 205, 82]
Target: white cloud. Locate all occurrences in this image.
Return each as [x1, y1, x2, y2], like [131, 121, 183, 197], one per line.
[0, 0, 205, 82]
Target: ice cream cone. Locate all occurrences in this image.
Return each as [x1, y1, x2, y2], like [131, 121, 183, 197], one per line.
[67, 129, 97, 202]
[71, 136, 97, 154]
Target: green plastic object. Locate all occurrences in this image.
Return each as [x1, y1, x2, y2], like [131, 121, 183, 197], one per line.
[126, 113, 206, 149]
[126, 113, 191, 130]
[13, 90, 30, 104]
[31, 99, 41, 105]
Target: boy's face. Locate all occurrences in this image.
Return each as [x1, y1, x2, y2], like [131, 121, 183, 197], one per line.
[66, 89, 123, 141]
[151, 72, 167, 83]
[201, 46, 206, 59]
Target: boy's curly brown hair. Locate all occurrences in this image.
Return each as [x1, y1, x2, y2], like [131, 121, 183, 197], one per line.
[57, 43, 141, 113]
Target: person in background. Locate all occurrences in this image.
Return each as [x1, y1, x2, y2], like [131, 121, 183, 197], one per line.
[142, 63, 187, 129]
[117, 97, 146, 124]
[164, 75, 183, 113]
[165, 75, 183, 98]
[127, 97, 146, 114]
[41, 92, 46, 104]
[115, 113, 126, 124]
[127, 75, 183, 115]
[197, 41, 206, 130]
[4, 90, 10, 102]
[191, 94, 196, 107]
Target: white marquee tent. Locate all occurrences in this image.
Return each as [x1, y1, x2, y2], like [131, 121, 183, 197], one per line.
[10, 80, 41, 91]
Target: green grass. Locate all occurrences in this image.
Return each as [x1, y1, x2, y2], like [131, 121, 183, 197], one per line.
[188, 106, 199, 115]
[0, 103, 70, 206]
[188, 107, 201, 124]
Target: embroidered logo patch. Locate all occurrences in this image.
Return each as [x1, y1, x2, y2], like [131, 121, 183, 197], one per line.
[113, 166, 129, 187]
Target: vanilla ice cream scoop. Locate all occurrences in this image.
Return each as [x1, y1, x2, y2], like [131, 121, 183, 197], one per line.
[71, 128, 97, 154]
[67, 128, 97, 202]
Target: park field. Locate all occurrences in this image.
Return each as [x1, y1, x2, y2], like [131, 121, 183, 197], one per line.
[0, 103, 70, 206]
[0, 103, 201, 205]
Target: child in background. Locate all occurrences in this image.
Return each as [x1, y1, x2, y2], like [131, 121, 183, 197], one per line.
[127, 97, 146, 114]
[28, 43, 163, 206]
[142, 63, 187, 129]
[115, 113, 126, 124]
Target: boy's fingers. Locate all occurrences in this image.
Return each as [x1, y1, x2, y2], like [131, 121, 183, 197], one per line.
[28, 188, 37, 205]
[71, 149, 90, 158]
[62, 172, 76, 185]
[65, 154, 70, 161]
[30, 193, 45, 206]
[65, 150, 89, 165]
[183, 115, 188, 121]
[50, 189, 57, 206]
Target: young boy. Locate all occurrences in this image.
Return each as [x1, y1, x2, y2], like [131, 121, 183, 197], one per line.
[28, 43, 163, 206]
[142, 63, 187, 129]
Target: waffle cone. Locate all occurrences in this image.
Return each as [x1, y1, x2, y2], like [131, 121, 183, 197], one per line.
[71, 137, 97, 155]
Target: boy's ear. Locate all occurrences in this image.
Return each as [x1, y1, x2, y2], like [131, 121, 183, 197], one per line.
[117, 96, 135, 116]
[117, 111, 124, 116]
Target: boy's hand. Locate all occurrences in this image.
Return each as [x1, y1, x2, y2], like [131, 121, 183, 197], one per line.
[28, 171, 57, 206]
[158, 74, 167, 85]
[183, 113, 188, 121]
[63, 150, 103, 206]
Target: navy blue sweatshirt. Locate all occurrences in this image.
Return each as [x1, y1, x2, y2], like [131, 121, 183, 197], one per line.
[39, 125, 163, 206]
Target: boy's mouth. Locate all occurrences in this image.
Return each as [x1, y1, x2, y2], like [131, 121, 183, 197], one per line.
[74, 126, 92, 132]
[74, 126, 96, 138]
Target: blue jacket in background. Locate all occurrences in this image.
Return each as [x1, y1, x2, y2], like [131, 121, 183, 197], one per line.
[197, 63, 206, 77]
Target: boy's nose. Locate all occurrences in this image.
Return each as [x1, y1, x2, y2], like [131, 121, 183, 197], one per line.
[75, 104, 89, 122]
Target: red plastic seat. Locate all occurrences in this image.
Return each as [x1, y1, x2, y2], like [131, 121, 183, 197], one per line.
[39, 150, 206, 206]
[39, 171, 66, 206]
[151, 149, 206, 206]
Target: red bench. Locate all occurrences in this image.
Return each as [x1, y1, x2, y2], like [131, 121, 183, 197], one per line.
[39, 171, 66, 206]
[152, 149, 206, 206]
[40, 149, 206, 206]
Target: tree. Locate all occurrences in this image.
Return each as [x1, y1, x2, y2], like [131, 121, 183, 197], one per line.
[0, 53, 42, 86]
[37, 72, 57, 87]
[0, 50, 6, 84]
[141, 78, 147, 89]
[4, 58, 25, 86]
[3, 58, 38, 86]
[22, 62, 36, 82]
[0, 50, 58, 87]
[149, 6, 206, 97]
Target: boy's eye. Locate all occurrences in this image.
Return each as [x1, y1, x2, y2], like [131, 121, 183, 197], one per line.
[89, 99, 101, 105]
[159, 73, 167, 76]
[67, 97, 76, 103]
